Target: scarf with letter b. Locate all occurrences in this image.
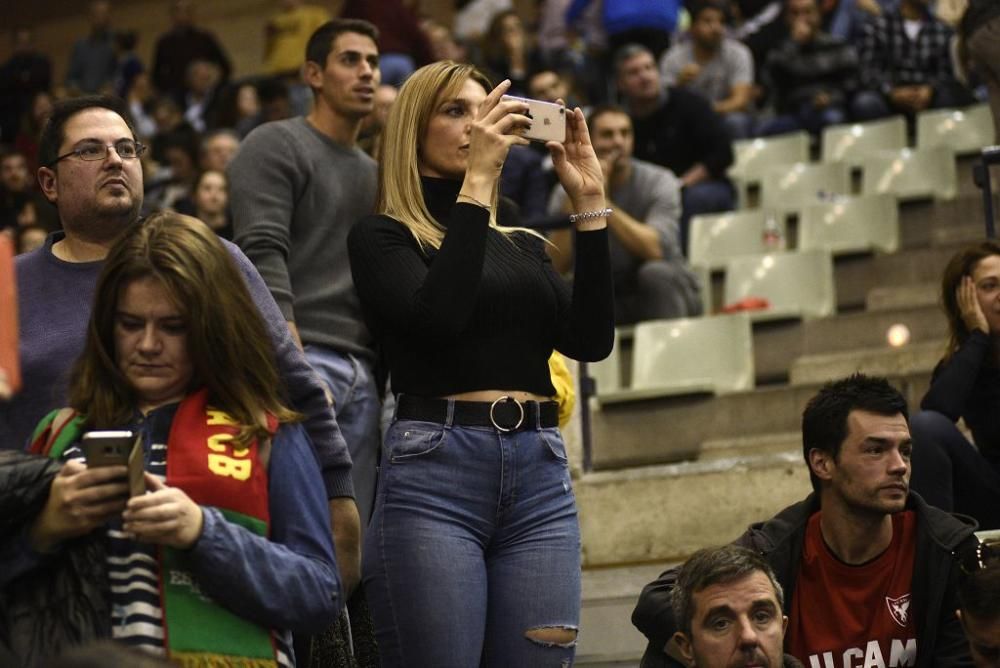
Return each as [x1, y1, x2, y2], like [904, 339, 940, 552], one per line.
[31, 388, 280, 667]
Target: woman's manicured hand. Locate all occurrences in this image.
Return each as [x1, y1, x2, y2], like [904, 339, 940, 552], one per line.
[547, 104, 607, 219]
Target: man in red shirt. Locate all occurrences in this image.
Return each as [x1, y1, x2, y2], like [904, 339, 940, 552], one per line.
[633, 374, 979, 668]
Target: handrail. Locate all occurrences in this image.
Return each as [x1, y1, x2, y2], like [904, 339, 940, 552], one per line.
[973, 146, 1000, 239]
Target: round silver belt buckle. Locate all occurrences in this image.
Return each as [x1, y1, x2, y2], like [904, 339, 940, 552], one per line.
[489, 395, 525, 432]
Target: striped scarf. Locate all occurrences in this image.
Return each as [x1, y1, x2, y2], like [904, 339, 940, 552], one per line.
[30, 389, 283, 667]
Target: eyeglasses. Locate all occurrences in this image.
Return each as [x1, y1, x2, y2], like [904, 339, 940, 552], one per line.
[49, 139, 146, 167]
[956, 541, 999, 576]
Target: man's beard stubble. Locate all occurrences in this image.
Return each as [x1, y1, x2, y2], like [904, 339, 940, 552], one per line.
[64, 194, 142, 245]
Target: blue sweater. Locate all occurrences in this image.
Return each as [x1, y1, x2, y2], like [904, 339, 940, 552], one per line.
[0, 232, 354, 499]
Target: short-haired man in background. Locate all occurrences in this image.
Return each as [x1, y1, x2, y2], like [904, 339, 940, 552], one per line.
[616, 43, 735, 250]
[633, 374, 977, 667]
[0, 148, 57, 232]
[759, 0, 859, 136]
[659, 0, 756, 139]
[151, 0, 232, 101]
[672, 544, 804, 667]
[549, 105, 701, 324]
[853, 0, 969, 120]
[229, 19, 382, 538]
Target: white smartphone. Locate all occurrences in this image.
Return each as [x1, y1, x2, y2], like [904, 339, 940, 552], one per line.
[501, 95, 567, 144]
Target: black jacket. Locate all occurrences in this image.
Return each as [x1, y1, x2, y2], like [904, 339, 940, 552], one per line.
[632, 492, 978, 668]
[0, 451, 111, 667]
[960, 0, 1000, 39]
[630, 88, 735, 180]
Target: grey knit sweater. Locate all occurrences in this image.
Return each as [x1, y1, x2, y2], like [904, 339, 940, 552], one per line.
[229, 116, 377, 357]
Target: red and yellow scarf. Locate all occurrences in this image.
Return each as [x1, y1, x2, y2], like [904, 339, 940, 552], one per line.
[31, 388, 280, 667]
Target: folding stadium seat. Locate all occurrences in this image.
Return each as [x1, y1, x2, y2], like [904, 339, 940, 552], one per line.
[729, 133, 813, 208]
[821, 116, 907, 168]
[798, 193, 899, 255]
[916, 104, 995, 156]
[729, 132, 810, 185]
[688, 209, 785, 270]
[629, 313, 755, 397]
[760, 161, 851, 214]
[692, 263, 713, 315]
[723, 249, 836, 321]
[860, 147, 957, 201]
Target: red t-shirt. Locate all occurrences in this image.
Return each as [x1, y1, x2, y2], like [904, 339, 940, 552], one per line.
[787, 511, 918, 668]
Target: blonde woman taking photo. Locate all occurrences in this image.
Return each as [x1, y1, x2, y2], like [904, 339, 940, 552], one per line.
[347, 61, 614, 666]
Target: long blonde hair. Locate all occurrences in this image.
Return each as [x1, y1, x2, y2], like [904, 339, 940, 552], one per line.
[377, 60, 540, 250]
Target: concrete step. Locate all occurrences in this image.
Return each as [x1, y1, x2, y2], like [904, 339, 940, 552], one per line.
[789, 340, 944, 385]
[698, 431, 802, 459]
[577, 451, 811, 567]
[900, 195, 997, 249]
[931, 222, 990, 247]
[588, 372, 930, 470]
[833, 244, 965, 310]
[866, 283, 939, 311]
[578, 564, 669, 664]
[613, 303, 945, 385]
[752, 304, 946, 381]
[707, 244, 963, 314]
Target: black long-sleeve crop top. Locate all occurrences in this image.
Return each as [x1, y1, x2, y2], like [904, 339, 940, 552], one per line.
[347, 176, 614, 398]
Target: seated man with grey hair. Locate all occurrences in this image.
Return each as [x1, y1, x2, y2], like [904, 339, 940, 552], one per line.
[672, 544, 804, 668]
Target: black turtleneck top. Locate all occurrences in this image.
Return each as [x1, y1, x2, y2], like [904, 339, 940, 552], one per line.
[347, 177, 614, 398]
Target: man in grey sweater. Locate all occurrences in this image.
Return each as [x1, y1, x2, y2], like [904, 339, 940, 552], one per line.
[228, 19, 381, 539]
[549, 105, 701, 324]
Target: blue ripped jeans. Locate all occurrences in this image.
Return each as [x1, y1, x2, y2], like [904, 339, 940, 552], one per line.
[362, 402, 581, 667]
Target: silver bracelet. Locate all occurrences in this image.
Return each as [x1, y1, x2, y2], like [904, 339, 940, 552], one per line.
[569, 207, 613, 224]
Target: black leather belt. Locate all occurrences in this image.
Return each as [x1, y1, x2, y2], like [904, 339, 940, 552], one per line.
[396, 395, 559, 432]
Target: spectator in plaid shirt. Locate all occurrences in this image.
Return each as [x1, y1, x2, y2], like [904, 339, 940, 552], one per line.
[758, 0, 860, 136]
[852, 0, 972, 120]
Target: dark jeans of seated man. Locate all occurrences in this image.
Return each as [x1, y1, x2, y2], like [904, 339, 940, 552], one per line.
[613, 260, 703, 325]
